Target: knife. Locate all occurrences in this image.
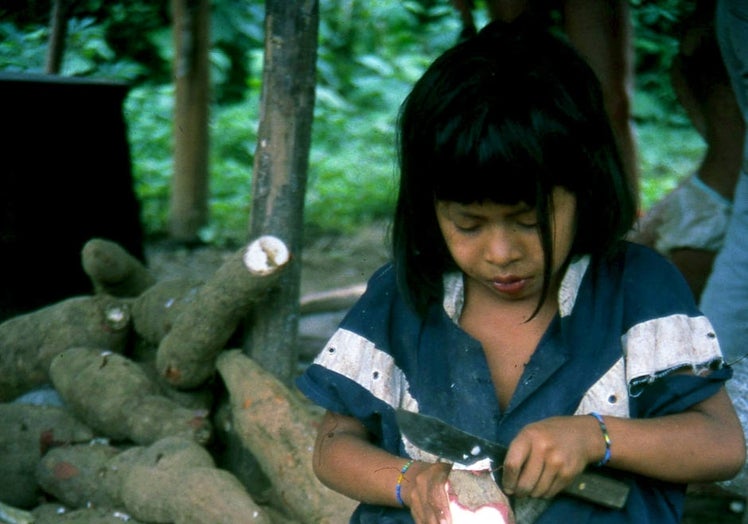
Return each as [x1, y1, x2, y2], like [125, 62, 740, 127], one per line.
[396, 409, 630, 510]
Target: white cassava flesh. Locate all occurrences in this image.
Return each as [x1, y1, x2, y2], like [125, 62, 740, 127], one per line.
[243, 235, 290, 275]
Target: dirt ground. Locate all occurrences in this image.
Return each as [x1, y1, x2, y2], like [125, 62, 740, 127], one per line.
[145, 223, 391, 297]
[145, 224, 746, 524]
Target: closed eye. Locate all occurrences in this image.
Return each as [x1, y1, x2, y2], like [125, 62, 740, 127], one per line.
[514, 210, 538, 229]
[454, 221, 481, 233]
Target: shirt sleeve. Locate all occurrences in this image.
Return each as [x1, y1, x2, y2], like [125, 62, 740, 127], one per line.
[295, 264, 412, 443]
[620, 243, 730, 416]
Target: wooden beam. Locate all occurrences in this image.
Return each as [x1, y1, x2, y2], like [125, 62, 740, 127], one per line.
[245, 0, 319, 384]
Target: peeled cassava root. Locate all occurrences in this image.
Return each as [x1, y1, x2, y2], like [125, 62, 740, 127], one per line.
[36, 436, 272, 524]
[49, 347, 211, 445]
[0, 295, 131, 402]
[157, 235, 290, 389]
[216, 349, 358, 524]
[447, 469, 515, 524]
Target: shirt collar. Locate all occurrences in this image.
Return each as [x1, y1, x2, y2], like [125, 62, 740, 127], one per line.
[441, 255, 591, 321]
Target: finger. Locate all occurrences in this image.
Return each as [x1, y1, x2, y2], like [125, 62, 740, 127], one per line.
[433, 476, 452, 524]
[526, 450, 569, 499]
[416, 498, 449, 524]
[513, 456, 545, 498]
[544, 463, 582, 499]
[501, 438, 531, 494]
[528, 466, 558, 499]
[410, 463, 452, 524]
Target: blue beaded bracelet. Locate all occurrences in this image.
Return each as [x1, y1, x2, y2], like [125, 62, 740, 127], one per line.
[395, 459, 415, 507]
[590, 412, 612, 467]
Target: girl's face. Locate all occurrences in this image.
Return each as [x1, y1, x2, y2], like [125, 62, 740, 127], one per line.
[435, 187, 577, 307]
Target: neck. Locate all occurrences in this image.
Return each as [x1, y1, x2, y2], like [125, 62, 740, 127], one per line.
[462, 276, 560, 327]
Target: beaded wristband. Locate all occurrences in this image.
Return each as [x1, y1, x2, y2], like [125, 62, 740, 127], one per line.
[590, 412, 612, 467]
[395, 459, 415, 507]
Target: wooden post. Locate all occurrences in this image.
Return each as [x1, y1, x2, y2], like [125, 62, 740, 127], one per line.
[45, 0, 68, 74]
[169, 0, 211, 243]
[244, 0, 319, 384]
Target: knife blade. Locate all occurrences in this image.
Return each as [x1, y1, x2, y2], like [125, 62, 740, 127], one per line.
[396, 409, 630, 510]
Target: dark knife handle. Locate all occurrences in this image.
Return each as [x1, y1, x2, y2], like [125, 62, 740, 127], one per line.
[563, 470, 629, 509]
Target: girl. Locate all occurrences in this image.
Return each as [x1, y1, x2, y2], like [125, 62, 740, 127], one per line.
[296, 19, 745, 523]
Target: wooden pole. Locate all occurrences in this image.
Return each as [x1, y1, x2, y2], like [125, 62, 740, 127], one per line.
[169, 0, 211, 243]
[45, 0, 68, 74]
[244, 0, 319, 384]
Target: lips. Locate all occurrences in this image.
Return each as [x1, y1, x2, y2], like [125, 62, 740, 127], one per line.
[491, 276, 528, 295]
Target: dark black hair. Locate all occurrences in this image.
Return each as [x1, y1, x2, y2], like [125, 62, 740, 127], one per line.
[391, 18, 636, 315]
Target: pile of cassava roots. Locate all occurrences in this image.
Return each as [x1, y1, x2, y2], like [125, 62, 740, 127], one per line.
[0, 237, 358, 524]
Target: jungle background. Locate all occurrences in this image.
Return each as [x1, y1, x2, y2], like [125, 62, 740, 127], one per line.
[0, 0, 707, 248]
[0, 1, 742, 522]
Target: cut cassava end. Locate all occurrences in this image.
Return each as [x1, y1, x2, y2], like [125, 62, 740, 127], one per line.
[243, 235, 291, 275]
[156, 236, 291, 388]
[0, 295, 132, 402]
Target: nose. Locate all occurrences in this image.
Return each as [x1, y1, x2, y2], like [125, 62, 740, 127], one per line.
[484, 225, 522, 267]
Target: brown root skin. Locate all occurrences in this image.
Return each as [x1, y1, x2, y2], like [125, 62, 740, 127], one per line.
[49, 347, 212, 445]
[447, 469, 515, 523]
[137, 359, 215, 412]
[131, 277, 204, 345]
[31, 505, 148, 524]
[122, 466, 272, 524]
[36, 442, 122, 509]
[81, 238, 156, 298]
[0, 295, 131, 402]
[35, 436, 269, 524]
[216, 349, 357, 524]
[0, 404, 94, 508]
[156, 236, 291, 389]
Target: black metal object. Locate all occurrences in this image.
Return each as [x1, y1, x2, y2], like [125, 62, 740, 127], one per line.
[0, 73, 144, 321]
[396, 409, 630, 510]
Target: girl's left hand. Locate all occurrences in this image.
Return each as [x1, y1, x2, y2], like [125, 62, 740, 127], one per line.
[402, 460, 453, 524]
[500, 415, 602, 499]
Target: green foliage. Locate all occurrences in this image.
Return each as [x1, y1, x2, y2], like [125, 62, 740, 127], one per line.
[1, 0, 707, 244]
[0, 22, 47, 72]
[631, 0, 687, 100]
[638, 120, 704, 211]
[0, 15, 143, 79]
[123, 84, 174, 236]
[202, 98, 259, 243]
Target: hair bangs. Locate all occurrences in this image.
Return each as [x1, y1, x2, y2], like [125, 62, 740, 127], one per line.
[431, 107, 579, 208]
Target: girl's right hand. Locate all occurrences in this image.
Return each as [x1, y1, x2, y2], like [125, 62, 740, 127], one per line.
[401, 461, 454, 524]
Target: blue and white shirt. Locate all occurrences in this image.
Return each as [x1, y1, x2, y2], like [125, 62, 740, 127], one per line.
[297, 242, 730, 523]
